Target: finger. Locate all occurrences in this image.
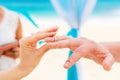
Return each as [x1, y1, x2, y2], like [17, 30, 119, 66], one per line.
[20, 32, 56, 47]
[63, 46, 89, 69]
[0, 42, 19, 51]
[45, 36, 71, 42]
[33, 31, 56, 40]
[0, 51, 3, 55]
[36, 43, 50, 57]
[46, 40, 71, 49]
[103, 53, 115, 71]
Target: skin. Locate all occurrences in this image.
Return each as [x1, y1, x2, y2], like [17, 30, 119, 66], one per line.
[0, 26, 58, 80]
[15, 18, 23, 40]
[0, 8, 4, 22]
[45, 36, 116, 71]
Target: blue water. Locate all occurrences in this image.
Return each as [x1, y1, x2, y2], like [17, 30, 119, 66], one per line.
[0, 0, 120, 17]
[0, 0, 57, 28]
[0, 0, 120, 27]
[0, 0, 57, 17]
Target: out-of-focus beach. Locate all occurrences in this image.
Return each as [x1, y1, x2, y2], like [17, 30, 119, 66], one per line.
[19, 15, 120, 80]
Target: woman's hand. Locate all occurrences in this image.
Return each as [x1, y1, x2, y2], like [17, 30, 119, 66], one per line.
[18, 27, 58, 75]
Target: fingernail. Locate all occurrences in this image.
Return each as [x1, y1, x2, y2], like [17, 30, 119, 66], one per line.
[64, 61, 71, 69]
[103, 62, 111, 71]
[104, 64, 111, 71]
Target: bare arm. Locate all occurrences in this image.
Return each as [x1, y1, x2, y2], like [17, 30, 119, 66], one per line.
[0, 65, 31, 80]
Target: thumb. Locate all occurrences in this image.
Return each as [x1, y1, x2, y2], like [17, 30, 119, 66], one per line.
[103, 53, 115, 71]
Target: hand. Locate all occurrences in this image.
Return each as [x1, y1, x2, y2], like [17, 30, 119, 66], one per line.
[45, 36, 115, 71]
[0, 42, 20, 59]
[18, 27, 58, 72]
[3, 47, 20, 59]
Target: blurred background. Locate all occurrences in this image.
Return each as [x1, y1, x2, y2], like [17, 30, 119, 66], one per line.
[1, 0, 120, 80]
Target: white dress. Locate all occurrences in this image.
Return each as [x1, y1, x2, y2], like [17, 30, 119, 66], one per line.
[0, 7, 18, 46]
[0, 7, 19, 71]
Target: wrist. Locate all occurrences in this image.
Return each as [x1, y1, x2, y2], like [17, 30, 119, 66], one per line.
[0, 64, 30, 80]
[16, 63, 34, 78]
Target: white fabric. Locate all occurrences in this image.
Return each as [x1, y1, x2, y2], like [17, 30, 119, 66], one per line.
[0, 7, 19, 46]
[0, 56, 16, 71]
[0, 7, 18, 71]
